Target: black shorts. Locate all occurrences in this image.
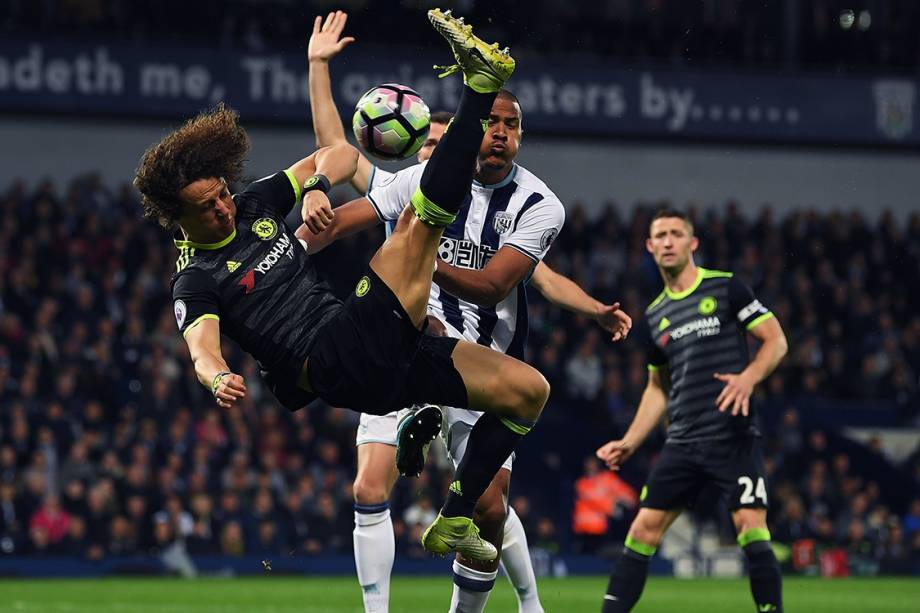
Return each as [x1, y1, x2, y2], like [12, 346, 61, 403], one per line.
[640, 436, 768, 511]
[291, 268, 469, 415]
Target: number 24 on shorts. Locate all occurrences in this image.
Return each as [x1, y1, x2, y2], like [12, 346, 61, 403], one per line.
[738, 476, 767, 505]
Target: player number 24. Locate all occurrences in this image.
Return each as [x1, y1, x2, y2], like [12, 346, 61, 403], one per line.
[738, 476, 767, 505]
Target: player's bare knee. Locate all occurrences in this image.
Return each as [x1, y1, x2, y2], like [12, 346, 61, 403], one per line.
[732, 509, 766, 535]
[353, 475, 390, 506]
[507, 367, 549, 422]
[629, 517, 665, 547]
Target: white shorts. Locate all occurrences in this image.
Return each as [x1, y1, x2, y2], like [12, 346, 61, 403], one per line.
[356, 410, 400, 446]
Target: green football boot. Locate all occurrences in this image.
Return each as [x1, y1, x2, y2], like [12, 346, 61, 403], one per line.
[421, 513, 498, 561]
[428, 8, 515, 93]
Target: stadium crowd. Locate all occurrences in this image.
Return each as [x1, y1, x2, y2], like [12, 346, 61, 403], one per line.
[0, 175, 918, 576]
[3, 0, 919, 73]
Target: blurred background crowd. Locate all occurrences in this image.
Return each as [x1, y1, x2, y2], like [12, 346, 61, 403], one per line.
[1, 175, 918, 575]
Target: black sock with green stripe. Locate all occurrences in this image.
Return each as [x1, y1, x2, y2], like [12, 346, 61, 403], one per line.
[739, 528, 783, 613]
[441, 412, 534, 518]
[602, 536, 654, 612]
[411, 86, 497, 226]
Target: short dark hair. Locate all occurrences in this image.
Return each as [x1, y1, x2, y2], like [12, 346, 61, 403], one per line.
[650, 208, 694, 235]
[496, 88, 522, 124]
[497, 88, 519, 107]
[134, 103, 249, 228]
[430, 111, 454, 125]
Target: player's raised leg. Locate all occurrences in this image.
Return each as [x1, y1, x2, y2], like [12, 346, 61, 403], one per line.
[419, 340, 549, 561]
[734, 508, 783, 613]
[368, 8, 514, 326]
[602, 508, 681, 612]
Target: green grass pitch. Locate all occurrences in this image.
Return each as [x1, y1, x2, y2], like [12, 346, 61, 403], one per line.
[0, 576, 917, 612]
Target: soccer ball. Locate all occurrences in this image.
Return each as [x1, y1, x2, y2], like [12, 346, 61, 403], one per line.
[352, 84, 430, 161]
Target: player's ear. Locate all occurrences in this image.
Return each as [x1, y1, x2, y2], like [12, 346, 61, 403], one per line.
[646, 237, 654, 254]
[690, 236, 699, 252]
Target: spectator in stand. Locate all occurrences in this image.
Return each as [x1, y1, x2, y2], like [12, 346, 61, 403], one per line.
[572, 457, 637, 553]
[29, 494, 71, 545]
[904, 499, 920, 536]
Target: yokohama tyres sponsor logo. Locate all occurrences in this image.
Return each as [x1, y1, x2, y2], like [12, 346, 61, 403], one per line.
[238, 233, 294, 294]
[670, 316, 721, 340]
[254, 233, 294, 274]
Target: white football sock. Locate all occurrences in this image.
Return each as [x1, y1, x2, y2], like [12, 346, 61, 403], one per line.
[353, 504, 394, 613]
[500, 506, 544, 613]
[449, 560, 497, 613]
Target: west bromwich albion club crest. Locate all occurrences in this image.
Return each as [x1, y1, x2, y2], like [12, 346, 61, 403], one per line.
[493, 211, 515, 235]
[873, 80, 915, 141]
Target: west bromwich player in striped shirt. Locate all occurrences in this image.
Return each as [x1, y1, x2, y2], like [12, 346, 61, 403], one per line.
[368, 161, 565, 362]
[365, 159, 564, 480]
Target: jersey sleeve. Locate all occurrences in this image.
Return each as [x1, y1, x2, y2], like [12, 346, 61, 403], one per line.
[643, 318, 668, 372]
[503, 194, 566, 262]
[172, 269, 220, 338]
[366, 163, 425, 222]
[728, 275, 774, 331]
[366, 166, 394, 196]
[239, 170, 302, 217]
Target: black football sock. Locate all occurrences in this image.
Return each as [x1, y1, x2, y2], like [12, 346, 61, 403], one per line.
[740, 529, 783, 613]
[601, 537, 655, 612]
[441, 412, 534, 518]
[411, 86, 496, 224]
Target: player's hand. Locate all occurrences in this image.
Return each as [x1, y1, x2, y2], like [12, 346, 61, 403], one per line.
[595, 302, 632, 342]
[308, 11, 355, 63]
[213, 373, 247, 409]
[303, 191, 335, 234]
[714, 371, 754, 416]
[596, 439, 635, 471]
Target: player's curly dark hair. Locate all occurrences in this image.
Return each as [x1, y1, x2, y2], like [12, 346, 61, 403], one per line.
[134, 103, 250, 228]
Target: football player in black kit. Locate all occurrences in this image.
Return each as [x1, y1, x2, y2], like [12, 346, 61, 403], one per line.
[596, 209, 789, 613]
[134, 10, 538, 562]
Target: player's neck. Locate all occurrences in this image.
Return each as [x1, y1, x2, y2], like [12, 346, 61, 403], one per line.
[180, 225, 233, 246]
[662, 262, 698, 294]
[474, 162, 513, 186]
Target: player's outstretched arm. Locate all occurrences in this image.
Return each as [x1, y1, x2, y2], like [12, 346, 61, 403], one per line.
[287, 142, 359, 190]
[596, 368, 668, 471]
[714, 316, 787, 417]
[307, 10, 373, 193]
[296, 196, 380, 253]
[183, 319, 247, 409]
[289, 143, 359, 234]
[530, 261, 632, 341]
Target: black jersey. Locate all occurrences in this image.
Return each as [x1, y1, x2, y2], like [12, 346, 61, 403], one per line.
[644, 267, 774, 443]
[170, 171, 342, 374]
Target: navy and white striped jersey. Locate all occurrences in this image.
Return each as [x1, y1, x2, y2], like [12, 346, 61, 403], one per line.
[367, 163, 565, 359]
